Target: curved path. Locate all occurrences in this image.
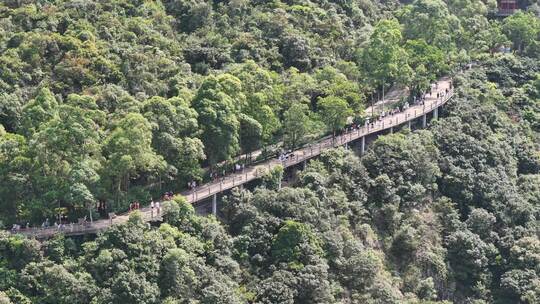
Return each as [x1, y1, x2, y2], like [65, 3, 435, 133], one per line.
[11, 78, 453, 238]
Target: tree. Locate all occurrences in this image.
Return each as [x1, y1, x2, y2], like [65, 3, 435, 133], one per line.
[262, 165, 284, 190]
[0, 92, 23, 132]
[405, 39, 447, 94]
[29, 100, 104, 221]
[446, 229, 497, 296]
[478, 21, 510, 55]
[255, 105, 281, 147]
[280, 32, 312, 71]
[19, 88, 58, 136]
[317, 96, 352, 139]
[271, 220, 322, 266]
[103, 113, 165, 209]
[314, 66, 365, 115]
[398, 0, 461, 50]
[159, 248, 200, 299]
[109, 269, 160, 304]
[282, 103, 312, 149]
[0, 291, 11, 304]
[502, 11, 540, 53]
[0, 131, 31, 223]
[0, 232, 41, 270]
[20, 262, 97, 304]
[239, 114, 262, 160]
[142, 96, 205, 184]
[192, 75, 242, 166]
[361, 19, 411, 101]
[227, 61, 282, 146]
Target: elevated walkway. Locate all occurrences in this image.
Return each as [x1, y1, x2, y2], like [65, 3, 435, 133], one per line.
[10, 78, 453, 239]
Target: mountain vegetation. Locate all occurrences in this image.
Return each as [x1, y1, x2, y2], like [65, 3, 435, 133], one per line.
[0, 0, 539, 303]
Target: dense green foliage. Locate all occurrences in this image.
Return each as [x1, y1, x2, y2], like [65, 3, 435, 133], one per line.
[2, 55, 539, 303]
[1, 0, 540, 303]
[4, 0, 539, 223]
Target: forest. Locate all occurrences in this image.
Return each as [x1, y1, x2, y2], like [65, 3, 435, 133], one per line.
[0, 0, 539, 303]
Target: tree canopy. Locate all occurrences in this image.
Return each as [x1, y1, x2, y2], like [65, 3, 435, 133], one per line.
[1, 1, 540, 303]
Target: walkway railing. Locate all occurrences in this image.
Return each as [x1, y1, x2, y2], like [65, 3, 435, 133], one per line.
[9, 206, 163, 238]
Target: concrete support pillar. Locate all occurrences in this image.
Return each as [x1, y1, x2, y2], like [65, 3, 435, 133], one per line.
[390, 127, 394, 134]
[408, 120, 412, 130]
[303, 159, 307, 169]
[433, 107, 439, 120]
[422, 114, 427, 128]
[361, 136, 365, 155]
[212, 193, 217, 215]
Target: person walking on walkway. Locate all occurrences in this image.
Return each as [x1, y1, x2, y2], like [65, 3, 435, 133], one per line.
[150, 200, 155, 218]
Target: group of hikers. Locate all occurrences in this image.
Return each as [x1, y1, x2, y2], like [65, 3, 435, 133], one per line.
[378, 81, 453, 122]
[128, 201, 141, 211]
[11, 194, 170, 233]
[149, 200, 161, 218]
[129, 198, 163, 218]
[278, 150, 296, 162]
[187, 161, 248, 192]
[11, 216, 81, 232]
[209, 163, 246, 181]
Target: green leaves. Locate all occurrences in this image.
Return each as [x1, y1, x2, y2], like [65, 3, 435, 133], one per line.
[271, 220, 322, 266]
[361, 19, 412, 91]
[282, 102, 312, 149]
[19, 88, 58, 137]
[239, 113, 262, 155]
[192, 74, 242, 165]
[399, 0, 460, 50]
[104, 113, 165, 206]
[317, 96, 352, 137]
[502, 11, 540, 54]
[142, 96, 204, 183]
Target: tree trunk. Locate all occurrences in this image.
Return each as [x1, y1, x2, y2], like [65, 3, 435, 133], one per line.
[88, 205, 93, 223]
[382, 80, 385, 102]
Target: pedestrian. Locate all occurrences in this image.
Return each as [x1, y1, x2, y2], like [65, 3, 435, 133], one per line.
[129, 202, 133, 211]
[151, 200, 155, 218]
[156, 201, 161, 216]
